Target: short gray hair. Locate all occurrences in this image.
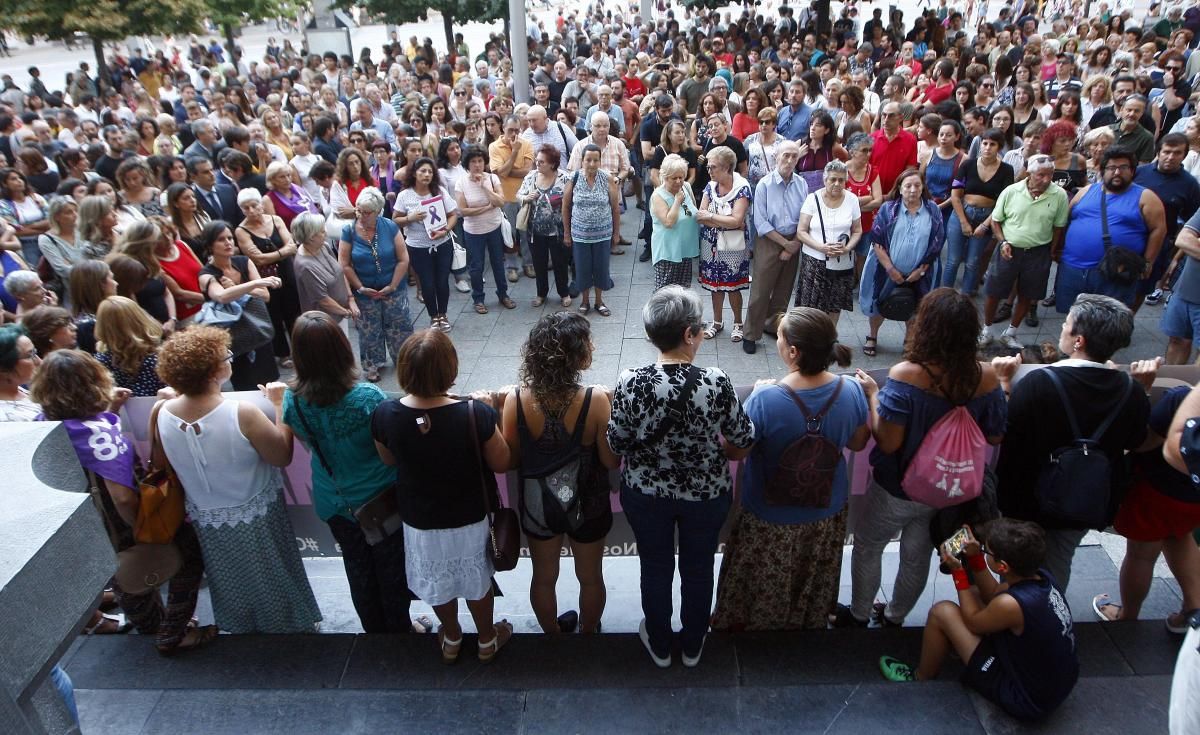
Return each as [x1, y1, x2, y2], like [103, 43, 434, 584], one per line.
[1067, 294, 1133, 362]
[659, 153, 688, 181]
[355, 186, 386, 214]
[823, 160, 848, 180]
[3, 269, 42, 298]
[190, 119, 213, 136]
[290, 212, 327, 246]
[236, 187, 263, 207]
[643, 284, 703, 351]
[846, 132, 873, 154]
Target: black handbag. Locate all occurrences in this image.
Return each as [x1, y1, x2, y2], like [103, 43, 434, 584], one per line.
[1096, 189, 1146, 287]
[877, 283, 918, 321]
[468, 399, 520, 572]
[294, 399, 402, 545]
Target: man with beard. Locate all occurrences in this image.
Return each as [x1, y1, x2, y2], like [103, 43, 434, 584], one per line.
[1086, 75, 1155, 134]
[1055, 147, 1166, 310]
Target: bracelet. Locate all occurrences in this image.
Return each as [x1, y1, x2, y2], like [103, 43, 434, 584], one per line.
[968, 554, 988, 572]
[952, 568, 972, 591]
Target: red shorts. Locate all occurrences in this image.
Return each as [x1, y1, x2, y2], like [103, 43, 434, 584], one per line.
[1113, 479, 1200, 542]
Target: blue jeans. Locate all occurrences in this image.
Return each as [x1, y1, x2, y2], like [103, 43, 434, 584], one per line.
[941, 204, 993, 296]
[464, 226, 509, 305]
[50, 665, 78, 724]
[1054, 261, 1138, 312]
[408, 241, 453, 317]
[621, 484, 732, 657]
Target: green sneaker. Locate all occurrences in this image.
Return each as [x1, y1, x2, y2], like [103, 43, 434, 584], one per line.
[879, 655, 916, 682]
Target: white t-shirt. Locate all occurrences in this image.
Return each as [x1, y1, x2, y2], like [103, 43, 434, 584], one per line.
[455, 173, 504, 235]
[801, 190, 861, 271]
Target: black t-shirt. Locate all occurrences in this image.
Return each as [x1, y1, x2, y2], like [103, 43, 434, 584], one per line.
[648, 145, 698, 176]
[200, 255, 252, 299]
[136, 276, 170, 323]
[955, 157, 1015, 200]
[694, 135, 748, 198]
[1134, 386, 1199, 504]
[370, 399, 500, 530]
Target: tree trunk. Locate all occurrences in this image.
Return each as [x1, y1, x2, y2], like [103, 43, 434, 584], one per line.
[224, 23, 239, 64]
[92, 37, 109, 95]
[443, 12, 455, 55]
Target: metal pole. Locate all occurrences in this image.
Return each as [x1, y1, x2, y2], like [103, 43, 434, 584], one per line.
[509, 0, 530, 104]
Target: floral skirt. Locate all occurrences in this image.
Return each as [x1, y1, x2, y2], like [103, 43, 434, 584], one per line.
[698, 230, 751, 292]
[796, 253, 855, 313]
[403, 519, 493, 606]
[710, 505, 848, 631]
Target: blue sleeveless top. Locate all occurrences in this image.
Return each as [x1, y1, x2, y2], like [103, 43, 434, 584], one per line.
[1062, 184, 1148, 269]
[991, 571, 1080, 717]
[0, 251, 22, 312]
[925, 151, 961, 204]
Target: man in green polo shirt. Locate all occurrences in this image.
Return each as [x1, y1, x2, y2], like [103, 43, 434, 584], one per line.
[979, 155, 1071, 350]
[1108, 95, 1156, 163]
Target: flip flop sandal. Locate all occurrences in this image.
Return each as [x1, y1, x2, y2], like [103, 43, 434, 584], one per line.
[438, 627, 463, 664]
[1092, 593, 1122, 622]
[477, 620, 513, 664]
[578, 304, 591, 315]
[595, 304, 611, 317]
[863, 337, 877, 357]
[84, 612, 132, 635]
[412, 615, 434, 634]
[610, 248, 626, 255]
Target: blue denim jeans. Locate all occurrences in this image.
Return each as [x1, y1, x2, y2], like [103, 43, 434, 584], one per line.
[464, 226, 509, 305]
[1054, 261, 1138, 312]
[621, 484, 732, 657]
[941, 204, 994, 296]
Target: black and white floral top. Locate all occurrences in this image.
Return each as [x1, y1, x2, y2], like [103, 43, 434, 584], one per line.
[608, 363, 755, 501]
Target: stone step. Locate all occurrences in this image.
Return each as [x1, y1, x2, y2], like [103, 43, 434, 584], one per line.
[65, 622, 1181, 732]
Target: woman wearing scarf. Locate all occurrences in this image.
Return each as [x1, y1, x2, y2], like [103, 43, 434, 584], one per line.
[262, 162, 320, 231]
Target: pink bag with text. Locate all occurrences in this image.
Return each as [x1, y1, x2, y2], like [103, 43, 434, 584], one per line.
[901, 406, 987, 508]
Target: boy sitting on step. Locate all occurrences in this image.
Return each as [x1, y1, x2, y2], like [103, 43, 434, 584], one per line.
[879, 519, 1080, 720]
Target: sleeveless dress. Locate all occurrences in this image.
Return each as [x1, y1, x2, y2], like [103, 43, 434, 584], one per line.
[846, 163, 880, 255]
[237, 219, 301, 359]
[698, 175, 753, 292]
[158, 400, 321, 633]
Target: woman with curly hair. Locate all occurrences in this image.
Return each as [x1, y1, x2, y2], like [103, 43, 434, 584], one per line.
[155, 326, 321, 634]
[94, 296, 166, 396]
[500, 312, 619, 634]
[836, 288, 1007, 627]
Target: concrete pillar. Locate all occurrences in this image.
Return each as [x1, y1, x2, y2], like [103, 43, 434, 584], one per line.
[311, 0, 336, 30]
[509, 0, 530, 104]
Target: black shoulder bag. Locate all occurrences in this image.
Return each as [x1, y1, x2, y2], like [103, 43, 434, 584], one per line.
[1034, 369, 1135, 530]
[294, 399, 402, 545]
[1096, 189, 1146, 287]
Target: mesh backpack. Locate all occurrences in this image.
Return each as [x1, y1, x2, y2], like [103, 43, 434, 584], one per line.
[763, 379, 845, 508]
[901, 370, 989, 509]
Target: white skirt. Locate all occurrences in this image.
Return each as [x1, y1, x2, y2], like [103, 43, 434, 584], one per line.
[403, 519, 494, 606]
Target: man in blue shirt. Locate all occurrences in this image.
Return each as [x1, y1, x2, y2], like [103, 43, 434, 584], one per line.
[350, 103, 397, 151]
[1134, 133, 1200, 310]
[776, 79, 814, 142]
[744, 141, 807, 354]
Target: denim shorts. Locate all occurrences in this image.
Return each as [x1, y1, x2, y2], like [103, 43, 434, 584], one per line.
[1161, 293, 1200, 340]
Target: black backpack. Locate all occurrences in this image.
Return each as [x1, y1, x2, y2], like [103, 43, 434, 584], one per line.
[1034, 369, 1135, 530]
[764, 379, 844, 508]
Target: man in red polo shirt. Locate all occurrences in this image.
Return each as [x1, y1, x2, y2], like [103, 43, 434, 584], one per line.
[870, 101, 918, 195]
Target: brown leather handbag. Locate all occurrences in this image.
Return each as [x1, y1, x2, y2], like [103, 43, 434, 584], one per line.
[135, 401, 186, 544]
[89, 470, 182, 596]
[468, 399, 520, 571]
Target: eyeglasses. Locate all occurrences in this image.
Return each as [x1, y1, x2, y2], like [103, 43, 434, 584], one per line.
[19, 347, 38, 361]
[1166, 66, 1184, 72]
[224, 349, 234, 363]
[980, 82, 995, 87]
[455, 91, 467, 97]
[1105, 164, 1133, 172]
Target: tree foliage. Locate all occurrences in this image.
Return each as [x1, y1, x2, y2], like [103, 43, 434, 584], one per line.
[343, 0, 506, 49]
[206, 0, 298, 62]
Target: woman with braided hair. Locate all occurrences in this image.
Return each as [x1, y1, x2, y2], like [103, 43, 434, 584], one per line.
[500, 312, 619, 634]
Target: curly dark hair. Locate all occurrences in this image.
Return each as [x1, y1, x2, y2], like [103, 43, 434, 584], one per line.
[519, 312, 593, 415]
[903, 288, 982, 405]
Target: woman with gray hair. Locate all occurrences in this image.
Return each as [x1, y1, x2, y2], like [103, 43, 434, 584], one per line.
[607, 285, 755, 667]
[292, 213, 358, 322]
[795, 160, 863, 323]
[236, 187, 302, 368]
[844, 132, 883, 279]
[337, 187, 412, 382]
[3, 269, 55, 316]
[38, 197, 87, 288]
[649, 153, 700, 290]
[695, 145, 753, 342]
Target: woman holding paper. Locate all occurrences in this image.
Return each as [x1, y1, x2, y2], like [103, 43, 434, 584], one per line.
[393, 157, 459, 333]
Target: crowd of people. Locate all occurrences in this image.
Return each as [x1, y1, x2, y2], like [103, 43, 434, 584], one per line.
[1, 0, 1200, 727]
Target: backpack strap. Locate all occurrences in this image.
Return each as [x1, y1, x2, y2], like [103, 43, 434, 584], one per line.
[1043, 368, 1133, 445]
[776, 377, 844, 434]
[644, 365, 702, 447]
[570, 387, 594, 444]
[1042, 368, 1085, 443]
[1087, 373, 1134, 443]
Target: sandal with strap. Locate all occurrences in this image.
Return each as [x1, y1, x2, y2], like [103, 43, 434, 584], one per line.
[438, 627, 463, 664]
[83, 611, 132, 635]
[474, 303, 489, 315]
[1092, 593, 1122, 622]
[477, 620, 513, 664]
[863, 337, 877, 357]
[730, 323, 744, 343]
[157, 624, 218, 656]
[703, 321, 723, 339]
[595, 303, 611, 317]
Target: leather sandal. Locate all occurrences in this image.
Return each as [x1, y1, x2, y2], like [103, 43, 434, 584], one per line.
[439, 627, 463, 664]
[157, 624, 218, 656]
[477, 620, 513, 664]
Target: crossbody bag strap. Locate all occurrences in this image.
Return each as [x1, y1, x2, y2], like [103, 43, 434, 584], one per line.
[292, 398, 334, 479]
[1098, 187, 1113, 250]
[815, 192, 828, 244]
[570, 386, 595, 444]
[467, 399, 495, 518]
[148, 400, 167, 471]
[644, 365, 702, 447]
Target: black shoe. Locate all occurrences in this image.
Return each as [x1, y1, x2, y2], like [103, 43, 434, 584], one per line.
[994, 301, 1013, 322]
[639, 245, 651, 262]
[1024, 305, 1039, 328]
[829, 603, 869, 628]
[742, 339, 757, 354]
[557, 610, 579, 633]
[871, 602, 903, 628]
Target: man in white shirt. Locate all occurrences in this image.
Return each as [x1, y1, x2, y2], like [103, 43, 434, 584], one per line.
[583, 39, 615, 78]
[521, 105, 578, 170]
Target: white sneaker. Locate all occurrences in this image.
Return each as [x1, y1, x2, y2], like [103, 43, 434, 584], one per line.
[978, 326, 994, 346]
[638, 618, 671, 668]
[454, 279, 471, 293]
[681, 637, 706, 668]
[999, 327, 1023, 351]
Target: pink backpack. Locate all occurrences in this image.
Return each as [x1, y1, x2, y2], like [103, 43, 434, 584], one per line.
[902, 404, 987, 509]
